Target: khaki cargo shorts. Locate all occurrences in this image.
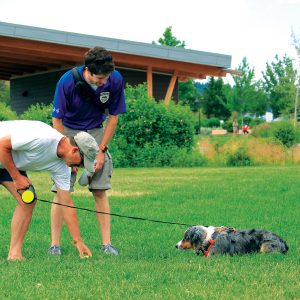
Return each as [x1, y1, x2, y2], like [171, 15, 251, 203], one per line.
[51, 126, 112, 192]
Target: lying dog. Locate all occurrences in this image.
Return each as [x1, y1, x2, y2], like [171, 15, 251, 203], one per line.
[176, 226, 288, 257]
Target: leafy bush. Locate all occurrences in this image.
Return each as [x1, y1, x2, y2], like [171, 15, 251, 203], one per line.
[20, 103, 52, 125]
[222, 119, 240, 132]
[111, 142, 207, 168]
[110, 84, 195, 167]
[0, 80, 10, 105]
[272, 121, 297, 147]
[252, 121, 297, 147]
[169, 148, 207, 167]
[0, 102, 18, 121]
[242, 116, 252, 125]
[249, 117, 264, 127]
[225, 146, 253, 166]
[218, 139, 253, 167]
[201, 117, 220, 128]
[252, 123, 272, 138]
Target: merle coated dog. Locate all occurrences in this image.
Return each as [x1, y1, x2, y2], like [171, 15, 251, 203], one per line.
[176, 226, 288, 257]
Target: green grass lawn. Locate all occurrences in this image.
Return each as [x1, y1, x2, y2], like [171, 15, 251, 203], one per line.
[0, 166, 299, 299]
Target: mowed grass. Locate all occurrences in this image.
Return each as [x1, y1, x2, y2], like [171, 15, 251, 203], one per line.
[0, 166, 299, 299]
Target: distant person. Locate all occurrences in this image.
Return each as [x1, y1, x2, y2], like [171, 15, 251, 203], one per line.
[0, 120, 97, 260]
[232, 120, 239, 134]
[242, 124, 250, 135]
[50, 46, 126, 256]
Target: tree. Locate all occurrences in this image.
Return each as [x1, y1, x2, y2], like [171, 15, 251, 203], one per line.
[154, 26, 185, 48]
[291, 29, 300, 126]
[230, 57, 267, 116]
[202, 77, 231, 120]
[155, 26, 202, 111]
[262, 54, 297, 118]
[178, 80, 201, 112]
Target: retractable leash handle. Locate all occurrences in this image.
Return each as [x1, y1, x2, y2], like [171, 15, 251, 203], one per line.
[17, 185, 37, 204]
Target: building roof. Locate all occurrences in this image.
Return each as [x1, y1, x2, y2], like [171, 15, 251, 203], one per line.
[0, 21, 236, 81]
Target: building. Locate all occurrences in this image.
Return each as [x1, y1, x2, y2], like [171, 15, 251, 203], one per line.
[0, 21, 236, 114]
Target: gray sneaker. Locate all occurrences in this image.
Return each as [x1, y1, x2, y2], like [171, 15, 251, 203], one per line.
[100, 244, 119, 256]
[48, 245, 62, 255]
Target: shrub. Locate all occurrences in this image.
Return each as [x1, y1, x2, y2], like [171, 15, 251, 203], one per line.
[0, 102, 18, 121]
[251, 123, 272, 138]
[242, 116, 252, 125]
[201, 117, 220, 128]
[20, 103, 52, 125]
[226, 148, 252, 166]
[169, 147, 207, 167]
[219, 139, 252, 167]
[252, 121, 297, 147]
[222, 119, 240, 133]
[110, 142, 207, 168]
[249, 117, 264, 127]
[271, 121, 297, 147]
[224, 145, 252, 167]
[0, 80, 10, 105]
[110, 83, 195, 167]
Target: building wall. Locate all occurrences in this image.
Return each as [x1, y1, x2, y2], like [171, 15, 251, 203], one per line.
[10, 69, 66, 115]
[10, 68, 178, 115]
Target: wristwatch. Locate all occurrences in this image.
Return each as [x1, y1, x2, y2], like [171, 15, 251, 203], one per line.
[99, 144, 108, 153]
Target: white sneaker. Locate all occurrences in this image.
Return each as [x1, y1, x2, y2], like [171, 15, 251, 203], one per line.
[78, 169, 93, 186]
[100, 244, 119, 256]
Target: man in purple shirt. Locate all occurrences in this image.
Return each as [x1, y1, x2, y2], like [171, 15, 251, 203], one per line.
[51, 46, 126, 256]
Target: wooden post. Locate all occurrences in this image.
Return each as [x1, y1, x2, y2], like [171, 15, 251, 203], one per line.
[147, 66, 153, 99]
[164, 70, 178, 105]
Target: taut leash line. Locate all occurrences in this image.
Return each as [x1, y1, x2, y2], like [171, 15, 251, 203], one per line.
[37, 198, 194, 227]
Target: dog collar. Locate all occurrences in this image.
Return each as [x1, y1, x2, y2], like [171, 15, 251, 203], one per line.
[201, 239, 216, 257]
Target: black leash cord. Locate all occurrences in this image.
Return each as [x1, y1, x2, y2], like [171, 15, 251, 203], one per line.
[37, 198, 194, 227]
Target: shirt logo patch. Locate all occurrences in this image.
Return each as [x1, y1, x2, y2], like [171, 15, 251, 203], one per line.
[99, 92, 110, 103]
[53, 107, 60, 114]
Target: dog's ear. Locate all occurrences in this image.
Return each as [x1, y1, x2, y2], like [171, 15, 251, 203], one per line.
[190, 228, 205, 249]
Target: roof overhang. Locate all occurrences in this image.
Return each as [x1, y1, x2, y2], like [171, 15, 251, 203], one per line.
[0, 22, 237, 81]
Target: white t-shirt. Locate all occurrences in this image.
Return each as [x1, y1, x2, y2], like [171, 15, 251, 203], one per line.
[0, 120, 71, 191]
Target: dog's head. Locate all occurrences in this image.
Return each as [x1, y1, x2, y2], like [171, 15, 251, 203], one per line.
[176, 226, 211, 254]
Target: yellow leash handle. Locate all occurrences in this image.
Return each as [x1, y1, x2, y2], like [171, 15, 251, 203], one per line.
[17, 185, 37, 204]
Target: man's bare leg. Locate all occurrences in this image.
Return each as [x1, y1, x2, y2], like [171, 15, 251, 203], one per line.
[92, 190, 111, 244]
[50, 194, 64, 247]
[2, 182, 36, 261]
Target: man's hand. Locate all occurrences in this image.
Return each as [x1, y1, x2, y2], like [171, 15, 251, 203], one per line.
[73, 239, 92, 258]
[94, 152, 105, 173]
[13, 173, 32, 191]
[56, 189, 90, 256]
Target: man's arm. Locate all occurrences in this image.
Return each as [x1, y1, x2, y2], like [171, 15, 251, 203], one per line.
[56, 188, 92, 257]
[94, 115, 119, 172]
[52, 117, 64, 134]
[0, 136, 31, 189]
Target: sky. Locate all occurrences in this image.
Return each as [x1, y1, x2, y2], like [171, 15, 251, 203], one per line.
[0, 0, 300, 83]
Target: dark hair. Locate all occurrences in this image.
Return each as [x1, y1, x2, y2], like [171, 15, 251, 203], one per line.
[84, 46, 115, 75]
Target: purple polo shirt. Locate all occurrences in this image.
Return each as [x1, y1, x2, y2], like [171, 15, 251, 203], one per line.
[52, 66, 126, 130]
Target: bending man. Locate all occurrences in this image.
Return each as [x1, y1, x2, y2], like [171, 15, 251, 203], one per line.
[0, 120, 98, 260]
[51, 46, 126, 255]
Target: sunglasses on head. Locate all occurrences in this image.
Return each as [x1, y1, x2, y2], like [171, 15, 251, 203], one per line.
[87, 55, 113, 66]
